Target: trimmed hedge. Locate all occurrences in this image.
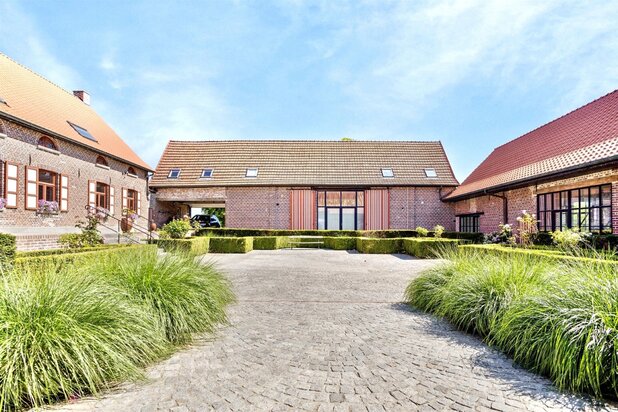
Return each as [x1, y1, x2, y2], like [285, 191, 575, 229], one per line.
[16, 244, 131, 258]
[158, 237, 210, 255]
[209, 237, 253, 253]
[459, 244, 618, 265]
[403, 238, 461, 258]
[253, 236, 289, 250]
[324, 236, 357, 250]
[0, 233, 17, 265]
[356, 237, 403, 254]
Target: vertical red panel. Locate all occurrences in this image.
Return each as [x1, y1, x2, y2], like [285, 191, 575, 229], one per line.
[365, 189, 390, 230]
[290, 189, 316, 229]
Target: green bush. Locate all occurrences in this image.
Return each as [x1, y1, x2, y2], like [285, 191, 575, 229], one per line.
[16, 244, 129, 258]
[415, 227, 429, 237]
[209, 237, 253, 253]
[0, 232, 16, 265]
[433, 225, 445, 238]
[160, 219, 193, 239]
[459, 244, 618, 265]
[158, 237, 210, 255]
[324, 236, 357, 250]
[355, 237, 403, 254]
[402, 238, 460, 258]
[253, 236, 289, 250]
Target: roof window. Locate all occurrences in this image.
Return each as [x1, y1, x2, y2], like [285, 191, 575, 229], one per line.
[381, 168, 394, 178]
[424, 168, 437, 178]
[245, 168, 258, 178]
[201, 168, 214, 178]
[168, 169, 181, 179]
[68, 121, 97, 142]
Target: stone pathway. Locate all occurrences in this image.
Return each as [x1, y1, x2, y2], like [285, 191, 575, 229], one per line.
[57, 250, 614, 411]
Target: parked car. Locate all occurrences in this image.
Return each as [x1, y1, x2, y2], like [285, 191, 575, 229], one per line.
[190, 214, 222, 228]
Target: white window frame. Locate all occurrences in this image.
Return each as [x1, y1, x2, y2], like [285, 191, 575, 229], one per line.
[424, 168, 437, 178]
[168, 169, 181, 179]
[245, 168, 258, 178]
[201, 168, 214, 178]
[381, 168, 394, 178]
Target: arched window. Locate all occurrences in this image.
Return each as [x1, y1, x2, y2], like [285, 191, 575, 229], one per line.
[127, 167, 137, 176]
[38, 136, 58, 151]
[96, 155, 109, 167]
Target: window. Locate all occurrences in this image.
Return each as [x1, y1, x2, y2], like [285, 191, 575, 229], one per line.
[38, 169, 58, 202]
[424, 168, 437, 178]
[459, 214, 480, 233]
[38, 136, 58, 151]
[127, 167, 137, 176]
[168, 169, 181, 179]
[95, 156, 108, 167]
[317, 190, 364, 230]
[381, 168, 394, 178]
[95, 182, 110, 209]
[245, 168, 258, 177]
[201, 168, 214, 178]
[126, 189, 138, 212]
[537, 184, 612, 233]
[68, 121, 97, 142]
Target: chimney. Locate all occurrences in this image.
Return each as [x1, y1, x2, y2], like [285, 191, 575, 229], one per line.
[73, 90, 91, 105]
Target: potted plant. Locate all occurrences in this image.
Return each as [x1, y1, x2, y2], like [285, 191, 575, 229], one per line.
[121, 208, 138, 232]
[37, 200, 59, 215]
[93, 206, 109, 223]
[0, 197, 6, 212]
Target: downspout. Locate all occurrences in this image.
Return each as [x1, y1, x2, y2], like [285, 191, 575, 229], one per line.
[487, 191, 508, 224]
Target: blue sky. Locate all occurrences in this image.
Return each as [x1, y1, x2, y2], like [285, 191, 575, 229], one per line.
[1, 1, 617, 181]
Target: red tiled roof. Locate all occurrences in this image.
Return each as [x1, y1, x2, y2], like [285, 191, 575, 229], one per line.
[446, 90, 618, 200]
[0, 53, 151, 171]
[150, 140, 459, 187]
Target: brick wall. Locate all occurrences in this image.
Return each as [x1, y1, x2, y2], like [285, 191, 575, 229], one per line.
[226, 187, 291, 229]
[14, 234, 62, 251]
[389, 187, 456, 230]
[150, 187, 227, 226]
[0, 118, 150, 235]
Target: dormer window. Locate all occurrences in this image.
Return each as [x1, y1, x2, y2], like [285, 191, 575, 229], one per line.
[95, 155, 109, 167]
[127, 167, 137, 177]
[38, 136, 58, 151]
[201, 168, 214, 178]
[424, 168, 437, 178]
[381, 168, 394, 178]
[245, 168, 258, 178]
[168, 169, 181, 179]
[68, 121, 97, 142]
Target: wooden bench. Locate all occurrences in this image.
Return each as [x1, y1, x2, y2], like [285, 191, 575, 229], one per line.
[288, 235, 325, 249]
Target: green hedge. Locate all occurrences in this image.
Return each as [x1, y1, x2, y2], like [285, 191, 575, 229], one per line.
[14, 244, 158, 271]
[16, 244, 131, 258]
[158, 237, 210, 255]
[0, 233, 17, 265]
[403, 238, 461, 258]
[459, 244, 618, 265]
[356, 237, 403, 254]
[253, 236, 289, 250]
[323, 236, 357, 250]
[209, 237, 253, 253]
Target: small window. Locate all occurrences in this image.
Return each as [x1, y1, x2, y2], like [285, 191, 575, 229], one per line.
[201, 168, 214, 178]
[381, 168, 394, 178]
[38, 136, 58, 151]
[459, 215, 480, 233]
[127, 167, 137, 176]
[68, 121, 97, 142]
[95, 155, 108, 167]
[245, 168, 258, 178]
[424, 168, 437, 178]
[168, 169, 181, 179]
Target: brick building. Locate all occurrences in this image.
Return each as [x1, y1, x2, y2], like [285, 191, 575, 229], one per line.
[0, 53, 152, 250]
[150, 140, 459, 230]
[445, 90, 618, 235]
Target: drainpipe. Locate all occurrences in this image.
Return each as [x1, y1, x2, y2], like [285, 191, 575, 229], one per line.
[487, 191, 508, 224]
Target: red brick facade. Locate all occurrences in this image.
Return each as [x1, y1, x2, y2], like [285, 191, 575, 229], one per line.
[0, 118, 150, 249]
[389, 187, 455, 230]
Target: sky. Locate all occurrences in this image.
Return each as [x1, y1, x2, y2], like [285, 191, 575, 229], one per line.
[0, 0, 617, 182]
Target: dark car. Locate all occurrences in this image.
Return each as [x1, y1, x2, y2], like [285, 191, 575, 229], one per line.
[190, 214, 221, 228]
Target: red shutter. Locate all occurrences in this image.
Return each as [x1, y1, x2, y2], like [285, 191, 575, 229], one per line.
[25, 166, 38, 210]
[60, 174, 69, 212]
[365, 189, 390, 230]
[290, 189, 315, 230]
[4, 162, 18, 209]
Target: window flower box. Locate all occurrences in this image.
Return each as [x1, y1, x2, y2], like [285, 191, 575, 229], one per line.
[37, 200, 59, 215]
[91, 206, 110, 222]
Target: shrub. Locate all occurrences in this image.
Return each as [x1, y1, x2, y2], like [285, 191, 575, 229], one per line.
[59, 215, 104, 248]
[415, 227, 429, 237]
[405, 262, 457, 313]
[459, 244, 618, 266]
[433, 225, 445, 238]
[0, 232, 16, 266]
[16, 244, 129, 259]
[158, 237, 210, 255]
[0, 264, 167, 410]
[355, 237, 402, 254]
[253, 236, 289, 250]
[209, 237, 253, 253]
[324, 236, 357, 250]
[402, 238, 460, 258]
[551, 229, 585, 252]
[160, 219, 193, 239]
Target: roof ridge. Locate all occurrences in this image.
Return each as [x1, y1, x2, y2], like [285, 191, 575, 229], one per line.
[167, 139, 443, 143]
[492, 89, 618, 152]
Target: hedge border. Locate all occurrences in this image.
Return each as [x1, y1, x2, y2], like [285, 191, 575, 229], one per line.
[253, 236, 289, 250]
[403, 238, 461, 258]
[158, 237, 210, 255]
[0, 233, 17, 265]
[209, 237, 254, 253]
[460, 244, 618, 265]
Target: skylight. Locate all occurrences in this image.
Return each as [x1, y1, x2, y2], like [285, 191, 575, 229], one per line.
[245, 168, 258, 178]
[381, 168, 394, 178]
[68, 121, 97, 142]
[424, 168, 438, 178]
[201, 168, 214, 178]
[168, 169, 181, 179]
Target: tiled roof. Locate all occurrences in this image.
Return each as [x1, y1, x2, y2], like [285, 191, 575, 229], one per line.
[150, 140, 459, 187]
[446, 90, 618, 200]
[0, 53, 151, 171]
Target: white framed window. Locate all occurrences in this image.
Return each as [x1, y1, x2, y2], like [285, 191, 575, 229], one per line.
[168, 169, 181, 179]
[201, 168, 214, 178]
[381, 168, 394, 178]
[245, 168, 258, 178]
[424, 168, 437, 178]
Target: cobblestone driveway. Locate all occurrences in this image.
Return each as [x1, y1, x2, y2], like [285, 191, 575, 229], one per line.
[60, 250, 614, 412]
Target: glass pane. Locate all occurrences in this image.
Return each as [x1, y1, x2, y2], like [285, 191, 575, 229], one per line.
[580, 209, 590, 230]
[327, 208, 340, 230]
[342, 209, 355, 230]
[317, 191, 325, 207]
[602, 207, 611, 229]
[545, 211, 553, 230]
[96, 182, 107, 193]
[46, 186, 55, 201]
[357, 191, 364, 207]
[571, 211, 579, 230]
[38, 185, 44, 200]
[326, 192, 340, 207]
[39, 170, 54, 184]
[553, 193, 560, 210]
[546, 194, 553, 210]
[590, 187, 600, 207]
[317, 207, 325, 230]
[538, 195, 544, 211]
[357, 208, 364, 230]
[570, 190, 580, 209]
[561, 191, 568, 209]
[591, 208, 600, 231]
[341, 192, 356, 207]
[579, 188, 589, 208]
[602, 185, 612, 206]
